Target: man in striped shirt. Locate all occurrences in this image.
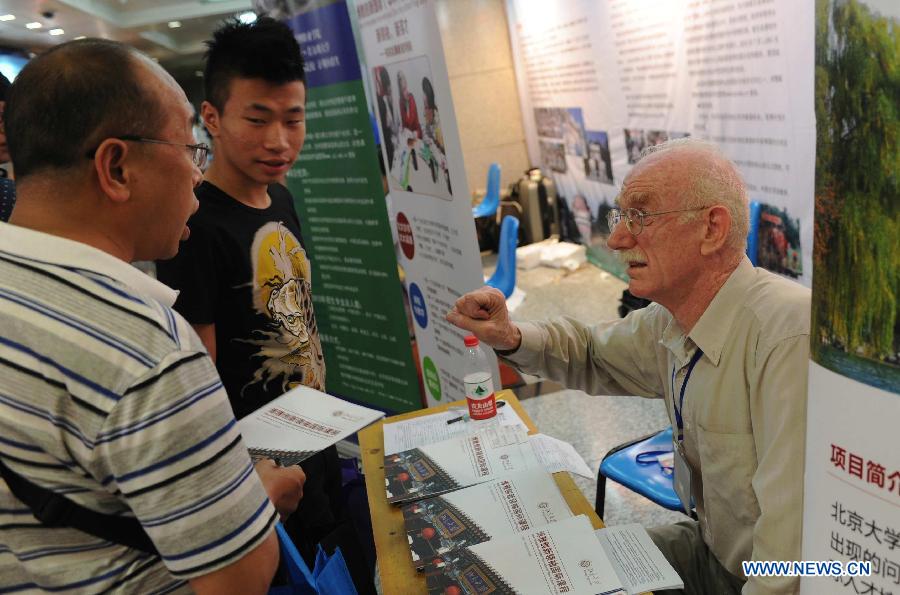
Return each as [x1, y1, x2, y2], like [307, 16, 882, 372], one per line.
[0, 39, 305, 593]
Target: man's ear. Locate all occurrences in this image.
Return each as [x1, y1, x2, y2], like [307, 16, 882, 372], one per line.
[201, 101, 220, 137]
[699, 205, 732, 256]
[93, 138, 132, 203]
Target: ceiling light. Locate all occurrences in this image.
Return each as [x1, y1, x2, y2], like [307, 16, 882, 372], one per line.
[238, 11, 257, 24]
[0, 15, 16, 21]
[25, 22, 42, 29]
[167, 20, 181, 28]
[49, 28, 64, 36]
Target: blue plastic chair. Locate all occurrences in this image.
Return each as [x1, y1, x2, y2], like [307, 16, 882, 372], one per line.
[472, 163, 501, 218]
[485, 215, 519, 299]
[596, 427, 694, 517]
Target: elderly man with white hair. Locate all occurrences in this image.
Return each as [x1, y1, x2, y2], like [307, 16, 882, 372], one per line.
[447, 138, 810, 595]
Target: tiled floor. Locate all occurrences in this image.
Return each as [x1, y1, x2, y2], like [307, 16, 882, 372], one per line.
[485, 251, 686, 529]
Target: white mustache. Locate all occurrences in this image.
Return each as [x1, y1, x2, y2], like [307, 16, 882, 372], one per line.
[617, 249, 648, 265]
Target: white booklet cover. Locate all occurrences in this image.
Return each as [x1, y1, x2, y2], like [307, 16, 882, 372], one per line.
[402, 470, 572, 568]
[423, 515, 626, 595]
[238, 384, 385, 466]
[384, 426, 541, 505]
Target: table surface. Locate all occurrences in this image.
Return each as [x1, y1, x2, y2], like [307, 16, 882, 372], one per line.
[359, 389, 605, 595]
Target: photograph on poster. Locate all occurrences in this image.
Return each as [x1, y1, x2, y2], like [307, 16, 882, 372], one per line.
[538, 140, 567, 173]
[564, 108, 587, 157]
[255, 0, 331, 20]
[584, 130, 613, 184]
[624, 128, 646, 164]
[371, 56, 453, 200]
[569, 194, 594, 245]
[534, 107, 565, 138]
[753, 203, 803, 279]
[811, 0, 899, 395]
[646, 130, 668, 146]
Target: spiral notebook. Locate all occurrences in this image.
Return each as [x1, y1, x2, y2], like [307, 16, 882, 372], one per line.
[239, 385, 385, 465]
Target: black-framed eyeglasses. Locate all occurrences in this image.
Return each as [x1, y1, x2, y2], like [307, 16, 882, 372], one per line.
[606, 206, 710, 236]
[86, 135, 209, 169]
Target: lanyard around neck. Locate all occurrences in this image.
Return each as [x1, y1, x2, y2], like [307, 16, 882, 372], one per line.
[672, 348, 704, 443]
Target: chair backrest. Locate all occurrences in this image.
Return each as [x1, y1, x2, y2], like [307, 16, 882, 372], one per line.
[472, 162, 501, 218]
[486, 215, 519, 298]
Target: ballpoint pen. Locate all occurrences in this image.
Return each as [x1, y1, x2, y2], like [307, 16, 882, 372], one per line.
[446, 400, 506, 424]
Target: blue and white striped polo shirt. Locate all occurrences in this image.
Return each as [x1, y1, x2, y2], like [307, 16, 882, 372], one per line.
[0, 222, 277, 593]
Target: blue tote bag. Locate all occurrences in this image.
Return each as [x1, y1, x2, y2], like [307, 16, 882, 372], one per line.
[269, 522, 358, 595]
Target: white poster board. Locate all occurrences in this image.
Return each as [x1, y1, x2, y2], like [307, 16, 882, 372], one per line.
[506, 0, 814, 286]
[355, 0, 500, 405]
[801, 1, 900, 592]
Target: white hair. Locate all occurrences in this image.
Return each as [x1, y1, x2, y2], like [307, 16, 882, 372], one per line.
[638, 138, 749, 252]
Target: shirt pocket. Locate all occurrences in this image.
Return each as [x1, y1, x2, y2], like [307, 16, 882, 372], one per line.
[696, 425, 760, 528]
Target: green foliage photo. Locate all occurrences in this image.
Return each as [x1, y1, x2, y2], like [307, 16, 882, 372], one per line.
[813, 0, 899, 392]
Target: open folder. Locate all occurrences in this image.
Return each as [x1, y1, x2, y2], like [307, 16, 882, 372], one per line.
[239, 384, 385, 466]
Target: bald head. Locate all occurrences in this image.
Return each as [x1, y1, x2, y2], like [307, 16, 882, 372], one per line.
[627, 138, 749, 252]
[5, 39, 170, 179]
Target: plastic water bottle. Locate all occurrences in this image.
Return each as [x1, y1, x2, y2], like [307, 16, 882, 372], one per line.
[463, 335, 496, 420]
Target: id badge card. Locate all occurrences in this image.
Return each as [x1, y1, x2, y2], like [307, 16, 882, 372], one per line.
[673, 440, 693, 514]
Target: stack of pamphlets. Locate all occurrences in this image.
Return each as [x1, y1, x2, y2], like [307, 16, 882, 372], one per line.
[239, 384, 385, 466]
[421, 516, 685, 595]
[421, 515, 626, 595]
[381, 406, 684, 594]
[401, 470, 572, 569]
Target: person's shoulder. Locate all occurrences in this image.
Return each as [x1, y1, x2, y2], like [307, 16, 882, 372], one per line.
[267, 183, 295, 207]
[744, 267, 811, 343]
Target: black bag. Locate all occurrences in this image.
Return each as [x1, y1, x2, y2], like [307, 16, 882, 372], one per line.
[0, 457, 158, 554]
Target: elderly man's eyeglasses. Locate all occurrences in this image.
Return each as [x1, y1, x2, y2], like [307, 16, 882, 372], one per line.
[86, 135, 210, 169]
[606, 206, 710, 236]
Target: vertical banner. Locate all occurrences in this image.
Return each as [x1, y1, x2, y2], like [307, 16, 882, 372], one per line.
[354, 0, 500, 406]
[265, 0, 423, 413]
[802, 1, 900, 593]
[505, 0, 815, 286]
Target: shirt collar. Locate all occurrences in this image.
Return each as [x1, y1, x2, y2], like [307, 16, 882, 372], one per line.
[0, 221, 178, 307]
[660, 314, 695, 368]
[687, 256, 756, 366]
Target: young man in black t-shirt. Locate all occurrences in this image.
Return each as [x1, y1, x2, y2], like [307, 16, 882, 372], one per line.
[157, 18, 374, 592]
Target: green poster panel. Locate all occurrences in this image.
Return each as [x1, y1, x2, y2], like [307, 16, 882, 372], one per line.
[285, 2, 421, 412]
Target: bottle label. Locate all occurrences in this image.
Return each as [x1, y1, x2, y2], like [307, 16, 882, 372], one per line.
[464, 375, 496, 420]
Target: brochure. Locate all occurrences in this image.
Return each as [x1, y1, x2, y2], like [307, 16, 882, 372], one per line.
[383, 402, 528, 455]
[384, 426, 540, 505]
[595, 524, 684, 594]
[423, 515, 627, 595]
[528, 434, 595, 478]
[401, 470, 572, 569]
[239, 384, 385, 466]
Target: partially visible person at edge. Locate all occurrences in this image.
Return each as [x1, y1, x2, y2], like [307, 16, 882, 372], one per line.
[155, 17, 376, 594]
[447, 138, 810, 595]
[0, 39, 305, 594]
[0, 72, 16, 222]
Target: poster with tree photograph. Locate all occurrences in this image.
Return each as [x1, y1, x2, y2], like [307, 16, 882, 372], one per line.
[802, 2, 899, 593]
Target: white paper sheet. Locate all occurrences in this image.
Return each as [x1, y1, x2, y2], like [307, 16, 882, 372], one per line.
[595, 523, 684, 595]
[527, 433, 595, 478]
[382, 402, 528, 455]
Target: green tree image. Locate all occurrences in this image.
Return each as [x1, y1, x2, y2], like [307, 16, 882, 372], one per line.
[813, 0, 900, 393]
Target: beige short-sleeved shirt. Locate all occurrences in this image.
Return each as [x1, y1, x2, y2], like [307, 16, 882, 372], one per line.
[504, 257, 810, 594]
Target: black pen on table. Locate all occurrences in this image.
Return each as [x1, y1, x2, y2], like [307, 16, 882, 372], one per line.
[447, 400, 506, 424]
